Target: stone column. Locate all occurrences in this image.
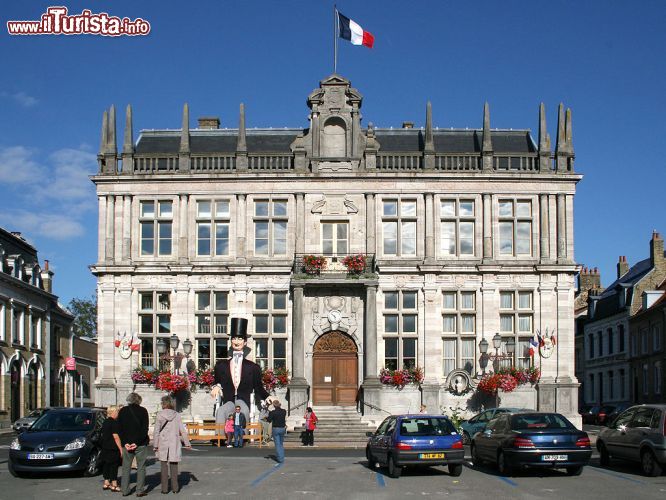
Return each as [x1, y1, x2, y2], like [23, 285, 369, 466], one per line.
[178, 194, 189, 263]
[98, 196, 107, 262]
[295, 193, 305, 254]
[363, 285, 378, 381]
[288, 285, 309, 414]
[424, 193, 435, 261]
[556, 194, 566, 263]
[0, 301, 5, 342]
[236, 194, 247, 263]
[105, 195, 115, 262]
[122, 195, 131, 262]
[26, 307, 33, 347]
[540, 194, 549, 262]
[483, 194, 492, 261]
[365, 193, 376, 255]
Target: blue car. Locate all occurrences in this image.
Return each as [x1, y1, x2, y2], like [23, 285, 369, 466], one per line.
[366, 414, 465, 478]
[460, 407, 527, 444]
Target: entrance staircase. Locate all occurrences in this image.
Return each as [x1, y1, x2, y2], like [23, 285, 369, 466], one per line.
[285, 406, 376, 449]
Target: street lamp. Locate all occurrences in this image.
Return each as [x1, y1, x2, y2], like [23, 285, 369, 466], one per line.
[156, 338, 168, 372]
[479, 333, 516, 373]
[182, 339, 193, 357]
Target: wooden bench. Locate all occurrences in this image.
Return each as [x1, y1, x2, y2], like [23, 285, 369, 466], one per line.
[185, 422, 264, 447]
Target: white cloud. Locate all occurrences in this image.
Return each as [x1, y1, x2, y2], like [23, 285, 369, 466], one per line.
[0, 210, 84, 240]
[0, 146, 44, 183]
[0, 91, 38, 107]
[45, 148, 97, 202]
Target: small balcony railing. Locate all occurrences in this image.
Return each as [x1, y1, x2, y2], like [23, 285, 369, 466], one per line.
[292, 253, 376, 277]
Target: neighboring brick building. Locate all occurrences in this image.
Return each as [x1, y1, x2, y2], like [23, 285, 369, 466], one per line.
[583, 232, 666, 406]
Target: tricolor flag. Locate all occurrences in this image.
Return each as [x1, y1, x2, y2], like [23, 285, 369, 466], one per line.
[338, 12, 374, 48]
[529, 336, 539, 357]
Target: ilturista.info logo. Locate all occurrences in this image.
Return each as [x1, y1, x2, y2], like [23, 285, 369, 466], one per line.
[7, 6, 151, 36]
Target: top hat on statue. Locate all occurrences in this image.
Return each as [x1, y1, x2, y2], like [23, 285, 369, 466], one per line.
[229, 317, 248, 339]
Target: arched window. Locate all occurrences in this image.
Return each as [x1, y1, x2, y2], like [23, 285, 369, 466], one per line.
[322, 117, 347, 157]
[27, 363, 39, 411]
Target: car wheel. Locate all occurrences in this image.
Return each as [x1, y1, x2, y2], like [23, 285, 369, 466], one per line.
[598, 442, 610, 466]
[641, 449, 663, 477]
[449, 463, 463, 477]
[388, 454, 402, 478]
[566, 466, 583, 476]
[83, 448, 101, 477]
[365, 446, 377, 468]
[471, 444, 482, 465]
[462, 431, 471, 445]
[497, 451, 513, 476]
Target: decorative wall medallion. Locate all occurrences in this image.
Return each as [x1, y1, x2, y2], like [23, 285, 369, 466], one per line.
[314, 331, 357, 353]
[445, 369, 473, 395]
[537, 328, 557, 359]
[327, 309, 342, 324]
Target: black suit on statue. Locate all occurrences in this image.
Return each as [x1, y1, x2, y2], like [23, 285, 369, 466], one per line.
[214, 357, 270, 409]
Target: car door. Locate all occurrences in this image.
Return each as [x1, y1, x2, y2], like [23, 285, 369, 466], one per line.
[476, 417, 502, 461]
[376, 417, 396, 465]
[370, 417, 391, 459]
[624, 408, 655, 462]
[605, 408, 636, 458]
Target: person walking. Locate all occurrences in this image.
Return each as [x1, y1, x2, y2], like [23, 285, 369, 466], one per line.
[101, 405, 123, 492]
[224, 414, 235, 448]
[267, 399, 287, 463]
[303, 407, 318, 446]
[117, 392, 150, 497]
[153, 395, 192, 495]
[232, 405, 246, 448]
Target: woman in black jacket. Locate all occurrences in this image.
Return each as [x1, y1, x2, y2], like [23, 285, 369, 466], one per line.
[100, 405, 123, 492]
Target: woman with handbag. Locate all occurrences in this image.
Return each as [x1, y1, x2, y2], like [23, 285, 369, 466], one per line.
[153, 395, 191, 494]
[303, 407, 318, 447]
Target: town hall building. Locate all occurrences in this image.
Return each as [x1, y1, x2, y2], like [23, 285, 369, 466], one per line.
[92, 75, 582, 426]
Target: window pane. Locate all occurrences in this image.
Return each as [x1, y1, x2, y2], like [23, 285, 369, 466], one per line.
[197, 292, 211, 311]
[158, 293, 170, 310]
[255, 222, 268, 254]
[443, 315, 456, 333]
[385, 338, 398, 356]
[384, 315, 398, 333]
[499, 201, 513, 217]
[197, 223, 211, 255]
[440, 200, 455, 217]
[500, 315, 514, 333]
[401, 221, 416, 255]
[383, 201, 397, 216]
[402, 315, 416, 333]
[141, 338, 154, 368]
[157, 315, 170, 334]
[402, 292, 417, 309]
[518, 315, 532, 333]
[214, 340, 228, 362]
[384, 292, 398, 309]
[441, 222, 455, 255]
[197, 201, 211, 218]
[215, 200, 230, 217]
[401, 201, 417, 217]
[255, 338, 268, 358]
[215, 224, 229, 255]
[255, 315, 269, 334]
[214, 315, 227, 335]
[322, 223, 333, 239]
[443, 338, 456, 375]
[337, 224, 348, 239]
[215, 292, 228, 311]
[140, 293, 153, 311]
[255, 201, 269, 216]
[403, 338, 416, 357]
[518, 292, 531, 309]
[461, 292, 475, 310]
[442, 292, 456, 310]
[158, 201, 173, 218]
[516, 201, 531, 217]
[273, 339, 286, 358]
[461, 315, 475, 333]
[255, 292, 269, 309]
[140, 315, 153, 334]
[273, 315, 286, 334]
[273, 201, 287, 216]
[461, 338, 475, 374]
[274, 221, 287, 254]
[141, 201, 155, 218]
[516, 222, 531, 255]
[273, 292, 287, 310]
[197, 315, 211, 334]
[499, 222, 513, 255]
[500, 292, 513, 309]
[459, 201, 474, 216]
[460, 222, 474, 255]
[158, 222, 172, 255]
[383, 222, 397, 254]
[141, 223, 154, 255]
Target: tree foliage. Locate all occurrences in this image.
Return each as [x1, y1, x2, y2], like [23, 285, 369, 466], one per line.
[68, 294, 97, 338]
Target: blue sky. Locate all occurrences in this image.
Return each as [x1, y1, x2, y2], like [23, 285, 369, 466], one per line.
[1, 1, 665, 303]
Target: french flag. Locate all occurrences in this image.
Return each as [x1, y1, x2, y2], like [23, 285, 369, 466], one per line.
[338, 12, 374, 48]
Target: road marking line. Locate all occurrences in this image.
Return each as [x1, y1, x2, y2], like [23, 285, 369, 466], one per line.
[588, 466, 645, 484]
[375, 471, 386, 488]
[497, 476, 518, 487]
[250, 462, 283, 487]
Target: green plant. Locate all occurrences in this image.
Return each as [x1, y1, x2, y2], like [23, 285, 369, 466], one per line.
[444, 406, 465, 434]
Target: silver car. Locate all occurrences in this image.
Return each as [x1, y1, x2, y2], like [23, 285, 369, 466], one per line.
[596, 404, 666, 476]
[12, 408, 49, 433]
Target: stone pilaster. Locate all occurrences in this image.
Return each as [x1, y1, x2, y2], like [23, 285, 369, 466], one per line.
[122, 195, 131, 262]
[236, 194, 246, 263]
[98, 196, 106, 263]
[482, 194, 492, 261]
[105, 195, 115, 263]
[365, 193, 376, 255]
[363, 285, 378, 382]
[295, 193, 305, 254]
[424, 193, 435, 262]
[178, 194, 189, 263]
[288, 285, 309, 413]
[556, 193, 566, 263]
[540, 193, 549, 262]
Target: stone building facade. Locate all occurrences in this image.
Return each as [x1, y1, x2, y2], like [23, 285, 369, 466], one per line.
[92, 75, 582, 426]
[0, 227, 73, 427]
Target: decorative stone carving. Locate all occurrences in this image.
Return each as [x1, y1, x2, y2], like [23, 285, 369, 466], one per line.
[311, 197, 326, 213]
[445, 369, 474, 395]
[343, 197, 358, 214]
[314, 331, 357, 353]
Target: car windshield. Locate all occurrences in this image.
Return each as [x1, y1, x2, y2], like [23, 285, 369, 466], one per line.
[400, 417, 456, 436]
[30, 411, 94, 431]
[511, 414, 575, 430]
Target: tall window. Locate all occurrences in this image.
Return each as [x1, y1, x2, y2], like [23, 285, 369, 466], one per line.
[641, 329, 649, 354]
[322, 222, 348, 255]
[254, 200, 287, 256]
[382, 200, 417, 256]
[608, 328, 614, 354]
[440, 199, 475, 256]
[498, 200, 532, 256]
[140, 200, 173, 256]
[619, 324, 625, 352]
[589, 373, 595, 402]
[608, 370, 614, 399]
[642, 364, 649, 395]
[442, 290, 476, 376]
[653, 325, 662, 352]
[195, 291, 229, 369]
[597, 331, 603, 357]
[588, 333, 594, 359]
[656, 361, 662, 395]
[196, 200, 230, 256]
[138, 292, 171, 369]
[383, 290, 418, 369]
[253, 291, 288, 369]
[619, 369, 626, 399]
[499, 291, 533, 368]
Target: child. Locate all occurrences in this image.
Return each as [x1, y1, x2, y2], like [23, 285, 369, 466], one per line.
[224, 414, 234, 448]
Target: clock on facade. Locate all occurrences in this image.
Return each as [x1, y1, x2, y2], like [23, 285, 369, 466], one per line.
[327, 310, 342, 324]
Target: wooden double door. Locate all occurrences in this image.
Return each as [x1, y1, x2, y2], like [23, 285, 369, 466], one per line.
[312, 331, 358, 406]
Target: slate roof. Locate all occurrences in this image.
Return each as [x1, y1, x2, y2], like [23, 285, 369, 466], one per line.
[135, 128, 536, 155]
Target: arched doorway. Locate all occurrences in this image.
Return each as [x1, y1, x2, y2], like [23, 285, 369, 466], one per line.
[10, 360, 21, 422]
[312, 331, 358, 406]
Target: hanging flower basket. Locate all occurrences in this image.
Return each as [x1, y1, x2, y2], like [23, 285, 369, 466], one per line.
[302, 255, 327, 275]
[476, 367, 540, 395]
[379, 367, 424, 388]
[261, 367, 290, 392]
[131, 367, 159, 385]
[342, 254, 367, 274]
[155, 372, 190, 394]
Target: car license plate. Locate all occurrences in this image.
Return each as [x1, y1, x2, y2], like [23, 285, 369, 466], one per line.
[419, 453, 445, 459]
[542, 454, 568, 461]
[28, 453, 54, 460]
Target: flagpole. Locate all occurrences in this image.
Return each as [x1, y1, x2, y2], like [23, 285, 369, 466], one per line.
[333, 4, 338, 74]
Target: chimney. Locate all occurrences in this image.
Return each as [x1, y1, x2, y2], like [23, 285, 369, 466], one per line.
[197, 117, 220, 129]
[650, 231, 664, 269]
[579, 266, 601, 293]
[41, 259, 54, 293]
[617, 255, 629, 279]
[402, 121, 414, 129]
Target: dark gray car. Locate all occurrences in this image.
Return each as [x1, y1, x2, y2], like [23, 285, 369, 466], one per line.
[596, 404, 666, 476]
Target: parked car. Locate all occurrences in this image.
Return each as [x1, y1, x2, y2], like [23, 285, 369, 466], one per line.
[470, 412, 592, 476]
[12, 408, 50, 433]
[596, 404, 666, 477]
[596, 405, 616, 426]
[460, 407, 528, 444]
[604, 403, 632, 426]
[581, 405, 601, 425]
[366, 414, 465, 478]
[8, 407, 106, 477]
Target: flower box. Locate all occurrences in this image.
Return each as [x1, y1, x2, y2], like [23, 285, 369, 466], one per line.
[378, 367, 424, 388]
[476, 367, 540, 395]
[342, 254, 367, 274]
[261, 367, 290, 393]
[302, 255, 327, 275]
